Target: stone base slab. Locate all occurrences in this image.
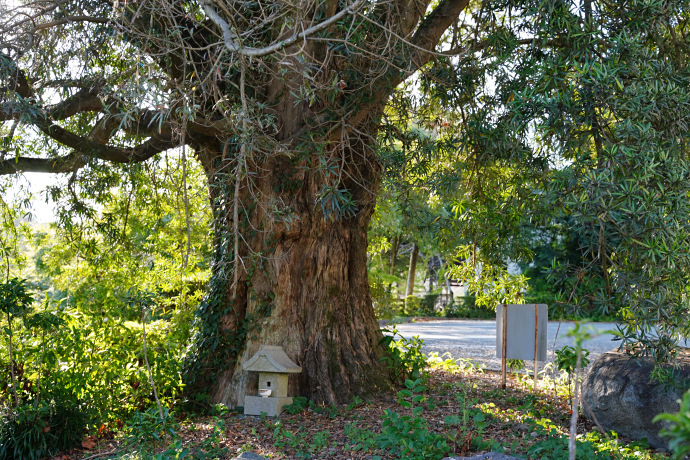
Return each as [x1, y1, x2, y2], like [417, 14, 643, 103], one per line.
[244, 395, 293, 416]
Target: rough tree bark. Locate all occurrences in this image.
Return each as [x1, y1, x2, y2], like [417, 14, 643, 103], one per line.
[190, 129, 391, 406]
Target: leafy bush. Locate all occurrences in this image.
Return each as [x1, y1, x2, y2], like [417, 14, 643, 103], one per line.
[404, 295, 422, 316]
[379, 327, 428, 385]
[444, 295, 494, 319]
[282, 396, 339, 418]
[527, 423, 654, 460]
[20, 315, 181, 420]
[272, 421, 331, 459]
[427, 352, 485, 374]
[507, 359, 525, 374]
[117, 408, 228, 459]
[377, 378, 450, 460]
[444, 383, 494, 454]
[555, 345, 591, 375]
[555, 338, 592, 406]
[123, 406, 178, 447]
[370, 275, 402, 320]
[654, 390, 690, 460]
[1, 297, 187, 432]
[282, 396, 310, 415]
[0, 278, 34, 408]
[0, 398, 89, 460]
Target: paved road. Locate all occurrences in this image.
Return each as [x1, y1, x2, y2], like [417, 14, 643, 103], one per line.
[391, 319, 622, 372]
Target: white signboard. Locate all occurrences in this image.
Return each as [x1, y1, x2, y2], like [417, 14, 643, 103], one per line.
[496, 304, 548, 361]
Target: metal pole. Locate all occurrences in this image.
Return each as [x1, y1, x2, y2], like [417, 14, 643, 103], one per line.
[534, 304, 539, 390]
[501, 304, 507, 389]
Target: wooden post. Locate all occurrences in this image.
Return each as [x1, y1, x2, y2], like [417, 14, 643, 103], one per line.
[533, 304, 539, 390]
[501, 304, 507, 389]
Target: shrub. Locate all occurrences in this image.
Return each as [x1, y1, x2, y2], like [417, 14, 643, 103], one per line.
[123, 406, 178, 447]
[404, 295, 422, 316]
[370, 276, 401, 320]
[0, 397, 89, 460]
[379, 327, 428, 385]
[377, 378, 450, 460]
[654, 390, 690, 460]
[444, 295, 493, 319]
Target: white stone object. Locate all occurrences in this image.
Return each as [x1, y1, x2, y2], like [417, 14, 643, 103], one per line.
[244, 396, 294, 417]
[243, 345, 302, 416]
[496, 304, 548, 361]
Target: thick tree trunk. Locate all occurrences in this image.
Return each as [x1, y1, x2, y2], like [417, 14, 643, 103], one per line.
[186, 133, 392, 406]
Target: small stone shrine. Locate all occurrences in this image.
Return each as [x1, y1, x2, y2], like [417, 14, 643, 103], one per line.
[243, 345, 302, 416]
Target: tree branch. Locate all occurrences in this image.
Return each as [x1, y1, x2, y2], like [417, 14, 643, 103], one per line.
[128, 109, 231, 138]
[0, 88, 104, 123]
[0, 53, 33, 98]
[45, 87, 104, 119]
[0, 153, 83, 175]
[0, 0, 67, 36]
[0, 129, 178, 175]
[31, 15, 109, 32]
[39, 123, 177, 164]
[200, 0, 366, 57]
[408, 0, 471, 70]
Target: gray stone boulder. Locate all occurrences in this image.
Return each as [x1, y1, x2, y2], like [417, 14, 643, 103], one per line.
[581, 350, 690, 449]
[231, 453, 266, 460]
[443, 453, 522, 460]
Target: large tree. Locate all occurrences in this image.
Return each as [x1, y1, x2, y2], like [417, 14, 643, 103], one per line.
[0, 0, 475, 406]
[3, 0, 690, 407]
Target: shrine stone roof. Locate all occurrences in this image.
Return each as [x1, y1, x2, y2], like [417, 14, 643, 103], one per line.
[243, 345, 302, 373]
